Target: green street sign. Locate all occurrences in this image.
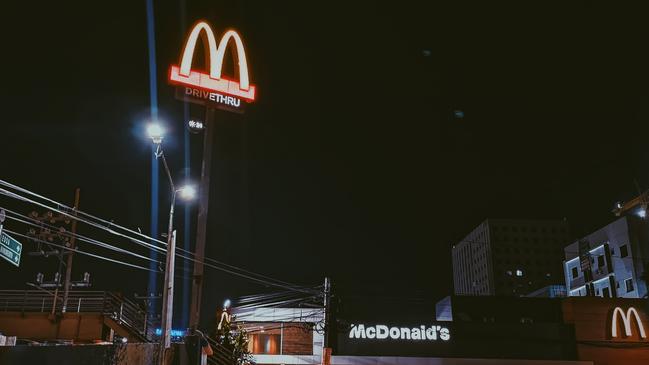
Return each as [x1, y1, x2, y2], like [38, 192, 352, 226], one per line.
[0, 232, 22, 267]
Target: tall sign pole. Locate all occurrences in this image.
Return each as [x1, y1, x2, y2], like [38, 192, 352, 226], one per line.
[168, 20, 256, 331]
[189, 108, 215, 330]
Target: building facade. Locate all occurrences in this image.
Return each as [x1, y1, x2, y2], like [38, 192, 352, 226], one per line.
[232, 307, 324, 365]
[452, 219, 571, 296]
[436, 295, 649, 365]
[234, 302, 590, 365]
[563, 216, 649, 298]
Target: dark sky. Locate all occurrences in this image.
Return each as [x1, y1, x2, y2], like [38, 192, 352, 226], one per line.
[2, 1, 649, 326]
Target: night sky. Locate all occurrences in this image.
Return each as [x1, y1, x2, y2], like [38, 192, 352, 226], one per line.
[2, 1, 649, 326]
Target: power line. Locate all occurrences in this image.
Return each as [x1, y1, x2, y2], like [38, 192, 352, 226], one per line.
[2, 209, 161, 266]
[3, 228, 160, 274]
[0, 187, 167, 255]
[0, 181, 321, 294]
[0, 182, 315, 291]
[0, 179, 168, 248]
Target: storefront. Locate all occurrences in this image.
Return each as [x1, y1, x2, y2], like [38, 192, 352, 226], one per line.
[562, 297, 649, 365]
[232, 304, 591, 365]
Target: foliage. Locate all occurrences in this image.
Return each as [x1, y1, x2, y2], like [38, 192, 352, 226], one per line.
[214, 314, 254, 365]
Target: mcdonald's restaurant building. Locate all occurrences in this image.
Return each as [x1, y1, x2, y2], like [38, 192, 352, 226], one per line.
[562, 297, 649, 365]
[232, 297, 648, 365]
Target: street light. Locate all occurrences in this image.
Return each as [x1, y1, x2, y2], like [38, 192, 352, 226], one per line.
[147, 123, 164, 144]
[148, 124, 195, 360]
[178, 186, 197, 201]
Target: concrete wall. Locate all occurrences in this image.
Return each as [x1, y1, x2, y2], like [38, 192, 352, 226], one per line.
[0, 343, 159, 365]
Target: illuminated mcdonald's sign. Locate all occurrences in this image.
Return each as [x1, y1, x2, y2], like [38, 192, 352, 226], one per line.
[169, 21, 256, 111]
[611, 306, 646, 339]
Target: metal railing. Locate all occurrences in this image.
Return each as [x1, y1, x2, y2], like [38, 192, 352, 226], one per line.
[0, 290, 158, 342]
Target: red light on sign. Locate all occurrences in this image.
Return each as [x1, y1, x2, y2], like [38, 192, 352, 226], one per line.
[169, 66, 255, 101]
[168, 21, 256, 102]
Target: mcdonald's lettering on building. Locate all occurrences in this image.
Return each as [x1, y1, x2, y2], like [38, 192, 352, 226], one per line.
[169, 21, 256, 113]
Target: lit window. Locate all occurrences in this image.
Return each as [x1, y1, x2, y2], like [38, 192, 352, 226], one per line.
[244, 324, 282, 355]
[516, 269, 524, 277]
[249, 333, 281, 355]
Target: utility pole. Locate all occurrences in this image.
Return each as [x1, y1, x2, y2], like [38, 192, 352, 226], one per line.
[322, 277, 332, 365]
[160, 230, 177, 353]
[62, 188, 80, 313]
[189, 107, 215, 331]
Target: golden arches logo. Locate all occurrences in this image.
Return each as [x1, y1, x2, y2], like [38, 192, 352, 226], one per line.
[169, 21, 256, 101]
[611, 306, 646, 339]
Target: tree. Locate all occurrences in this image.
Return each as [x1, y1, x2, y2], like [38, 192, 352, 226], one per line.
[213, 314, 254, 365]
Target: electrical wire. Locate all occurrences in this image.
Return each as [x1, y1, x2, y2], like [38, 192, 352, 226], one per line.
[2, 228, 160, 274]
[2, 177, 320, 289]
[0, 187, 167, 255]
[2, 209, 161, 266]
[0, 181, 322, 294]
[0, 179, 168, 248]
[3, 197, 317, 293]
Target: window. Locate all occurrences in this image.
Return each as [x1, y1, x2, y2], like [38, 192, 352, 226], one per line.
[248, 332, 281, 355]
[571, 267, 579, 279]
[602, 287, 611, 298]
[625, 278, 634, 293]
[516, 269, 524, 277]
[597, 255, 605, 268]
[620, 244, 629, 258]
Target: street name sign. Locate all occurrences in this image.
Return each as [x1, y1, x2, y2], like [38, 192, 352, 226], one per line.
[0, 232, 22, 267]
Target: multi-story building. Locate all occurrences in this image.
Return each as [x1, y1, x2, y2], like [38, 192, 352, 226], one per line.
[452, 219, 571, 296]
[563, 215, 649, 298]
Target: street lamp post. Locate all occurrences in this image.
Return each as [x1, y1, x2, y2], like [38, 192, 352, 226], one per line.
[148, 124, 196, 363]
